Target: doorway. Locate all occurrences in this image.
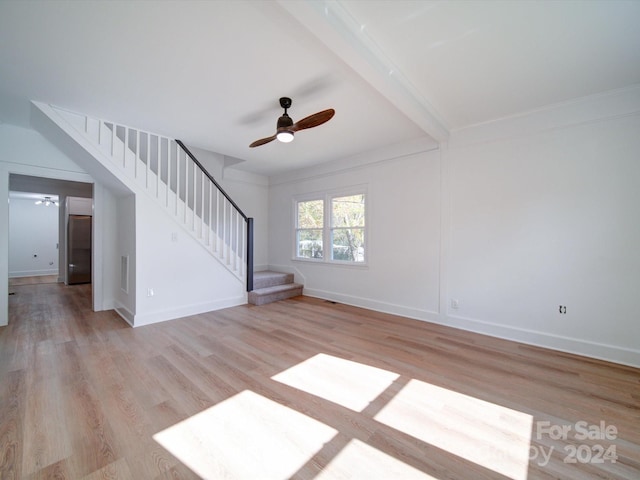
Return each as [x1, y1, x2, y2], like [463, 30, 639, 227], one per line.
[66, 197, 93, 285]
[8, 175, 94, 286]
[8, 191, 60, 284]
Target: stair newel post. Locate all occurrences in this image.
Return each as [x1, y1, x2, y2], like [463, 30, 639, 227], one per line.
[175, 145, 180, 216]
[192, 158, 197, 231]
[200, 170, 205, 240]
[247, 217, 254, 292]
[207, 179, 212, 248]
[166, 140, 171, 208]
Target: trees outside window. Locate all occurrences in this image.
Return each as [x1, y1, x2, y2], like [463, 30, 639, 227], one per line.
[331, 194, 365, 262]
[295, 190, 366, 264]
[296, 199, 324, 259]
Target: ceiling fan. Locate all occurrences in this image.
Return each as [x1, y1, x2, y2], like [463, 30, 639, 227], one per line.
[249, 97, 335, 148]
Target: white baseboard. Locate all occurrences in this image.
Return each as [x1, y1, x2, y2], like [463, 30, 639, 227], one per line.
[132, 294, 247, 327]
[302, 288, 640, 368]
[303, 287, 440, 324]
[441, 313, 640, 369]
[9, 269, 58, 278]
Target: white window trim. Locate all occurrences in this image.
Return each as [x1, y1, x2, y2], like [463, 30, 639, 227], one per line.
[293, 186, 368, 266]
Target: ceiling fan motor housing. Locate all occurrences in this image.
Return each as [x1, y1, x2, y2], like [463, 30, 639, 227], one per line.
[277, 113, 293, 129]
[278, 97, 294, 133]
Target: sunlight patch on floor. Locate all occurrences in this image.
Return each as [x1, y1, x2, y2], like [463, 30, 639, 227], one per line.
[271, 353, 399, 411]
[316, 439, 438, 480]
[153, 390, 337, 479]
[374, 379, 532, 480]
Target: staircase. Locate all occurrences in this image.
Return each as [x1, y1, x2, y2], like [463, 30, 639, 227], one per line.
[32, 103, 310, 307]
[248, 271, 303, 305]
[32, 102, 254, 291]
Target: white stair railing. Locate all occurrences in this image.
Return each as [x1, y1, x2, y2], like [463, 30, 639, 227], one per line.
[58, 108, 254, 288]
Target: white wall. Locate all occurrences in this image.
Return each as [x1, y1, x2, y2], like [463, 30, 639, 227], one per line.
[222, 168, 270, 270]
[128, 148, 269, 326]
[93, 184, 118, 312]
[267, 87, 640, 367]
[133, 191, 246, 326]
[8, 196, 59, 277]
[114, 194, 136, 323]
[445, 88, 640, 366]
[67, 196, 92, 215]
[268, 139, 441, 319]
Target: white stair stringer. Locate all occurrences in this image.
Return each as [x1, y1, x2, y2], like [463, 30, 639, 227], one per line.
[32, 102, 247, 282]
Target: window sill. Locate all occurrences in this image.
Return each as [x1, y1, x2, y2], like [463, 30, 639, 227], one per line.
[292, 257, 369, 269]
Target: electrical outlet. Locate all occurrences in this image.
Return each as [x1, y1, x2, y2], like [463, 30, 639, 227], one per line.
[559, 305, 567, 314]
[451, 298, 459, 310]
[147, 288, 154, 297]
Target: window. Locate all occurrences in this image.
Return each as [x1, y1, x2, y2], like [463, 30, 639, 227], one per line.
[296, 199, 324, 259]
[331, 194, 365, 262]
[295, 190, 366, 264]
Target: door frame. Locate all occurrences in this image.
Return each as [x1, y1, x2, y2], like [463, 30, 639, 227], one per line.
[1, 164, 98, 326]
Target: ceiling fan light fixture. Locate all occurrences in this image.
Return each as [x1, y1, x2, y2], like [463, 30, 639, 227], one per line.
[35, 196, 57, 207]
[249, 96, 335, 148]
[276, 131, 294, 143]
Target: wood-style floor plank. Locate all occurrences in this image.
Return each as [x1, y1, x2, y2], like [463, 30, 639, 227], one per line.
[1, 281, 639, 479]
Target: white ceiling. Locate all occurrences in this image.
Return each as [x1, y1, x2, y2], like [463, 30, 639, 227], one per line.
[1, 0, 639, 176]
[9, 191, 59, 202]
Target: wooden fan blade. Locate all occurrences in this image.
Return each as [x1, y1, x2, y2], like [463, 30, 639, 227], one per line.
[249, 134, 277, 148]
[291, 109, 335, 132]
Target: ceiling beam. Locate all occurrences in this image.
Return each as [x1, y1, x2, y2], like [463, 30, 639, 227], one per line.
[277, 0, 450, 144]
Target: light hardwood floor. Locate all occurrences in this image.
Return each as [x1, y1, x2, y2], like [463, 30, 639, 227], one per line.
[1, 282, 638, 479]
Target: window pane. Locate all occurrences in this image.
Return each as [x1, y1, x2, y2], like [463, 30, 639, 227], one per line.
[297, 229, 323, 259]
[331, 228, 364, 262]
[332, 195, 365, 228]
[298, 200, 324, 228]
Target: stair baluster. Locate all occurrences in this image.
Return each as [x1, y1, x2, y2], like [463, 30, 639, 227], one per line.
[48, 106, 254, 291]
